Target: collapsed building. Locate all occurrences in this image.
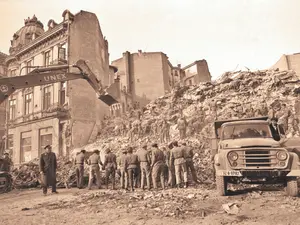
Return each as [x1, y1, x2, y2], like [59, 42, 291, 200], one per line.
[111, 51, 211, 114]
[11, 65, 300, 189]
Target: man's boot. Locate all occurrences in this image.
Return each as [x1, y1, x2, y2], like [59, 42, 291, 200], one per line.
[184, 182, 188, 188]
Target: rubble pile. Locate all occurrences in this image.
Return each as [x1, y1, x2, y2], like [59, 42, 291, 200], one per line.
[10, 68, 300, 188]
[89, 68, 300, 182]
[11, 157, 106, 189]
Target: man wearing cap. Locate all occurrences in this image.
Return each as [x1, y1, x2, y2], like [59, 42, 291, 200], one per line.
[74, 149, 88, 189]
[182, 142, 198, 186]
[136, 144, 151, 190]
[125, 147, 139, 192]
[151, 143, 166, 190]
[0, 152, 12, 172]
[103, 148, 117, 190]
[39, 145, 58, 195]
[87, 149, 102, 190]
[165, 142, 176, 187]
[119, 149, 128, 189]
[170, 141, 188, 188]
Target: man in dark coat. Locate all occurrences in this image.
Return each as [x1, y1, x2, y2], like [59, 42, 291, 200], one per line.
[39, 145, 58, 195]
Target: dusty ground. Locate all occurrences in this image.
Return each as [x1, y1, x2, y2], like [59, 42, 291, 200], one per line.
[0, 185, 300, 225]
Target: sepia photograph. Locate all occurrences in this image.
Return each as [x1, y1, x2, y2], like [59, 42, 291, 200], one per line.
[0, 0, 300, 224]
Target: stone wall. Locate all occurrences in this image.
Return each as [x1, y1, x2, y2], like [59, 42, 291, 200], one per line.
[68, 10, 111, 148]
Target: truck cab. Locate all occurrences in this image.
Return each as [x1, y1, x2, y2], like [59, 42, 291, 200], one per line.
[212, 116, 300, 196]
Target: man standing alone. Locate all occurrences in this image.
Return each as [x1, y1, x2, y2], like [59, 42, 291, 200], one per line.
[39, 145, 58, 195]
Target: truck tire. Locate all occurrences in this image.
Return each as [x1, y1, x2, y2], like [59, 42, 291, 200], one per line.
[0, 173, 12, 194]
[286, 178, 298, 197]
[216, 176, 227, 196]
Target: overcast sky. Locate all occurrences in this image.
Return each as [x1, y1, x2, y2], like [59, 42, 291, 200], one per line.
[0, 0, 300, 79]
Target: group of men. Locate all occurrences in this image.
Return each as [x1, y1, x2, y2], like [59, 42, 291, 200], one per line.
[38, 140, 199, 195]
[72, 140, 199, 192]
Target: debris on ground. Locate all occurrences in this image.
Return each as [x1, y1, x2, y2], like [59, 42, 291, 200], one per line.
[9, 68, 300, 189]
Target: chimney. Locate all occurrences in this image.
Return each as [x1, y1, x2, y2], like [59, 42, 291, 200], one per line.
[177, 64, 181, 68]
[138, 50, 142, 56]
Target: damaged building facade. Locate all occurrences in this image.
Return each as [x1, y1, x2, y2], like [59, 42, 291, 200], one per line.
[5, 10, 118, 164]
[111, 50, 211, 112]
[272, 53, 300, 75]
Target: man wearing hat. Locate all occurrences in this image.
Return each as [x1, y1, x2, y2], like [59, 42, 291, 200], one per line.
[169, 141, 188, 188]
[181, 142, 199, 186]
[119, 149, 128, 189]
[87, 149, 102, 189]
[39, 145, 58, 195]
[125, 147, 139, 192]
[103, 148, 117, 190]
[136, 144, 151, 190]
[151, 143, 166, 190]
[0, 152, 12, 172]
[74, 149, 88, 189]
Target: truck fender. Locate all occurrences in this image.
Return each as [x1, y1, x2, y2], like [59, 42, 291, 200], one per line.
[289, 152, 300, 170]
[287, 152, 300, 177]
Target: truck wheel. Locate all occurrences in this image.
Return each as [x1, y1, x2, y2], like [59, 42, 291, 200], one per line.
[216, 176, 228, 196]
[0, 173, 12, 194]
[286, 178, 298, 197]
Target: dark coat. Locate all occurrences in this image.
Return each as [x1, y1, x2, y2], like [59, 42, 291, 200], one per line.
[39, 152, 57, 186]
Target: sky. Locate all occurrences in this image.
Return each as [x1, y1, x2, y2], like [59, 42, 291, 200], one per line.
[0, 0, 300, 79]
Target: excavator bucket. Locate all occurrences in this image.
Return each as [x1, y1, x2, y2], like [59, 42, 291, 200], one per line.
[74, 60, 120, 106]
[100, 82, 120, 106]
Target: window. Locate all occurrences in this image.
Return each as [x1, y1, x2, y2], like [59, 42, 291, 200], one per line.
[43, 86, 52, 110]
[189, 79, 192, 85]
[60, 82, 66, 105]
[26, 60, 33, 74]
[44, 50, 51, 66]
[58, 47, 66, 60]
[7, 135, 13, 151]
[40, 134, 52, 152]
[39, 127, 53, 155]
[20, 131, 31, 162]
[9, 99, 16, 120]
[24, 93, 33, 115]
[10, 69, 17, 77]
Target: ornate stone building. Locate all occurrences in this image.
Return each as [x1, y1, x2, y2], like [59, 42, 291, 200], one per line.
[5, 10, 118, 164]
[0, 52, 8, 155]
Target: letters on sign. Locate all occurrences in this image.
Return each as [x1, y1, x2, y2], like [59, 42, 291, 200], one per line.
[43, 73, 67, 82]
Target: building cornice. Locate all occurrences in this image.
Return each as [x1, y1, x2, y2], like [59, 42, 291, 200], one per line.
[14, 22, 67, 57]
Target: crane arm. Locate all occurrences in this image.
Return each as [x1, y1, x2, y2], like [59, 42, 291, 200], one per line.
[0, 60, 119, 106]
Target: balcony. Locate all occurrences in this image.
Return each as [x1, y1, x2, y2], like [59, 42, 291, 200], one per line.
[41, 104, 69, 118]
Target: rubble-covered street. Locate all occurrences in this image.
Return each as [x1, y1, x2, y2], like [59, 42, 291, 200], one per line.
[1, 185, 300, 225]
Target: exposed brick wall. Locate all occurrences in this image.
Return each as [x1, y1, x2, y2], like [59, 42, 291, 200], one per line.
[287, 54, 300, 75]
[271, 55, 288, 70]
[196, 60, 211, 83]
[68, 11, 110, 148]
[272, 54, 300, 76]
[112, 52, 168, 107]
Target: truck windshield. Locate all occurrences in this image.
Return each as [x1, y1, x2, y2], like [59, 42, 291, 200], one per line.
[222, 124, 272, 140]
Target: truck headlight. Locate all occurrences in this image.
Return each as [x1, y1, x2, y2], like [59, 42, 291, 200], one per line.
[228, 151, 238, 161]
[277, 151, 288, 161]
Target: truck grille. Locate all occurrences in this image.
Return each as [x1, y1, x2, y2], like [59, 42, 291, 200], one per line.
[244, 150, 271, 167]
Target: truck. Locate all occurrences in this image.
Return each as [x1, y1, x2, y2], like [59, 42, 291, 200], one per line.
[0, 59, 119, 193]
[212, 116, 300, 197]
